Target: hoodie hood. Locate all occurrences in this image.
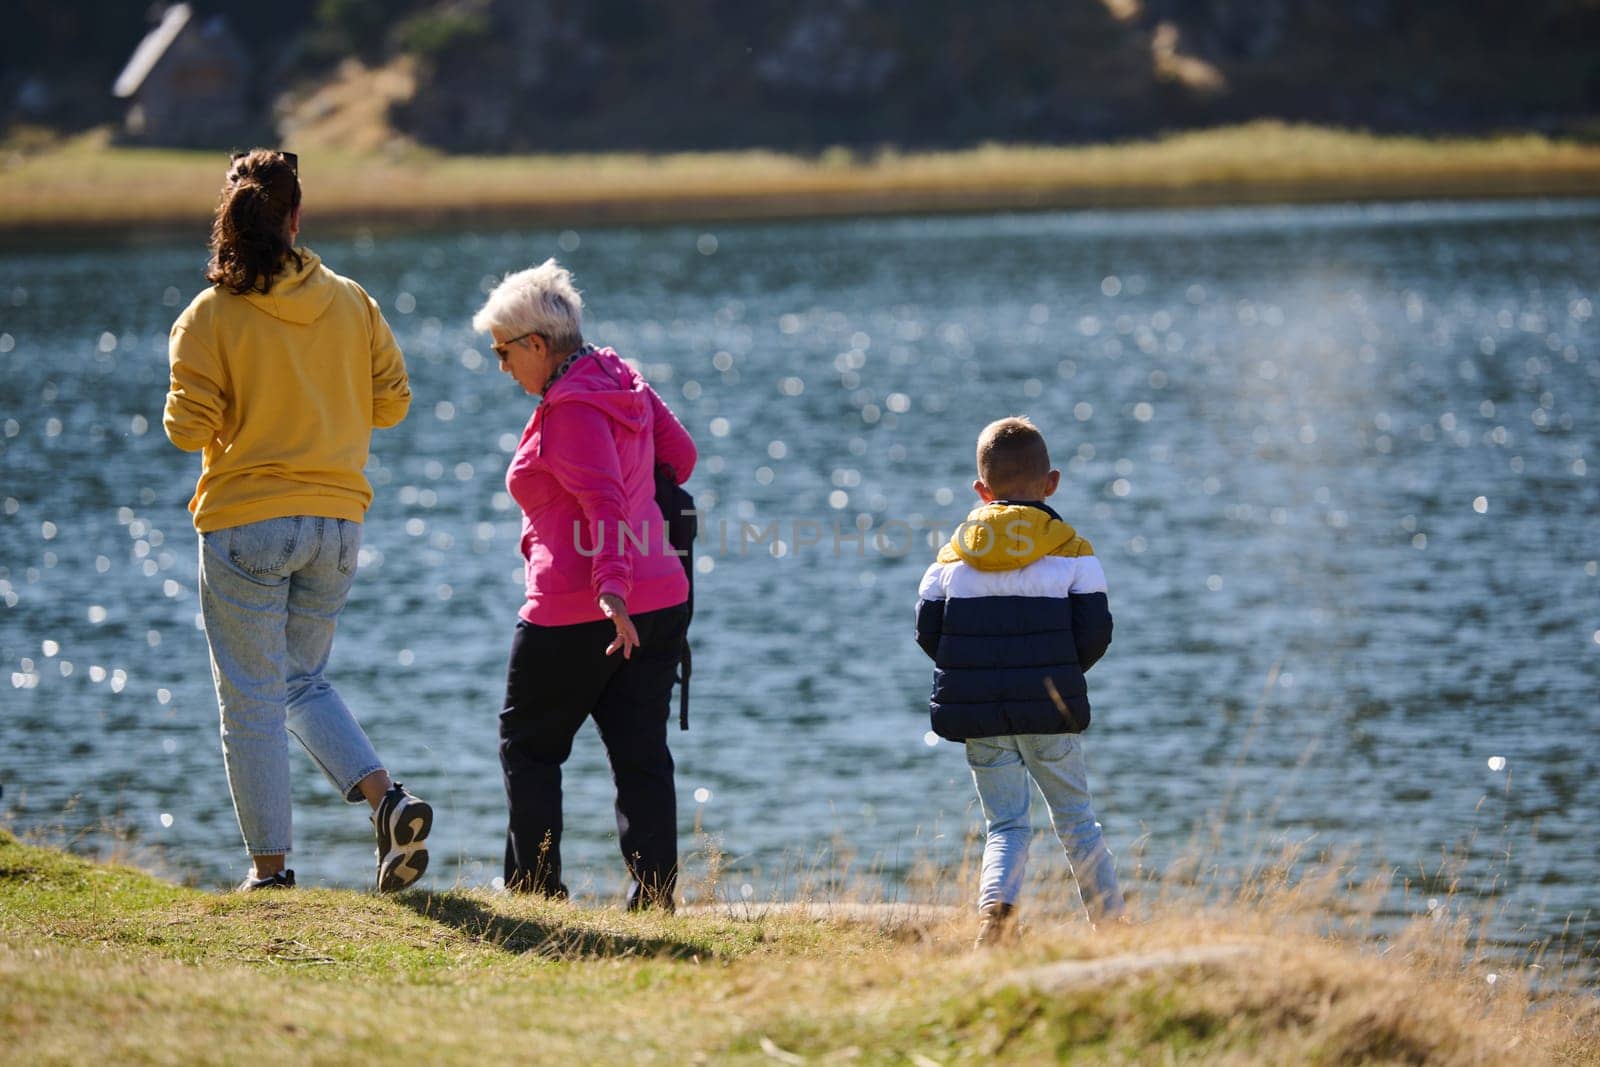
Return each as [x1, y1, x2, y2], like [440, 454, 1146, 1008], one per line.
[539, 347, 650, 432]
[241, 248, 335, 325]
[937, 501, 1094, 570]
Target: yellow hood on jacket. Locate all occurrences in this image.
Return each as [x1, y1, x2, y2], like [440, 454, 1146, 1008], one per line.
[936, 502, 1094, 571]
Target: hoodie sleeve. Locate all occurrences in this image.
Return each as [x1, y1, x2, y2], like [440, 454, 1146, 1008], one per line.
[163, 318, 225, 453]
[647, 385, 696, 483]
[540, 401, 633, 603]
[366, 292, 410, 429]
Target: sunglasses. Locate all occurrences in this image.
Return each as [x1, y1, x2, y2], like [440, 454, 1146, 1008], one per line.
[491, 330, 542, 364]
[230, 149, 298, 175]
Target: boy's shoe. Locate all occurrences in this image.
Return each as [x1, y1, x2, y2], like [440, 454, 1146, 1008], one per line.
[237, 869, 295, 892]
[373, 783, 432, 892]
[974, 901, 1017, 948]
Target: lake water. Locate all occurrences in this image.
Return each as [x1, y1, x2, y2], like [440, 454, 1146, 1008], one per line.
[2, 200, 1596, 960]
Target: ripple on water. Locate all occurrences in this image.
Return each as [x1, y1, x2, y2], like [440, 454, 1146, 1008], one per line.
[0, 203, 1595, 952]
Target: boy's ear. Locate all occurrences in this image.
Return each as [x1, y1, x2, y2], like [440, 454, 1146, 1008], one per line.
[973, 478, 996, 503]
[1042, 469, 1061, 498]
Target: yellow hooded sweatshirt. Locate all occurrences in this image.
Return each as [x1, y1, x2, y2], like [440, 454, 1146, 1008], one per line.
[163, 249, 410, 532]
[936, 501, 1095, 571]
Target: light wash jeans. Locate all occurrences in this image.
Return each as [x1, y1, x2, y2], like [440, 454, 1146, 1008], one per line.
[199, 516, 383, 856]
[966, 732, 1124, 921]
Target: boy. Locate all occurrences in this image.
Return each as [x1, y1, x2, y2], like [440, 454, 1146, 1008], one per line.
[916, 416, 1124, 945]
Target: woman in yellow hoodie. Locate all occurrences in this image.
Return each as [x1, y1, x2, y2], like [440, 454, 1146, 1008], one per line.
[164, 149, 432, 893]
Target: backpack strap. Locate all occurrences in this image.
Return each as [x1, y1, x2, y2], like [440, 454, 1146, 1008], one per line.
[678, 643, 691, 731]
[654, 463, 696, 730]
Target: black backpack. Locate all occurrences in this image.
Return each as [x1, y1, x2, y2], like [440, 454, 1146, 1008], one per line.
[654, 464, 697, 729]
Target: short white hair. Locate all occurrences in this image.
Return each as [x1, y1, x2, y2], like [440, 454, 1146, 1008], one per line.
[472, 258, 584, 351]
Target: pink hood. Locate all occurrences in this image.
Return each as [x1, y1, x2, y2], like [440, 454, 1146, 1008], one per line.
[506, 347, 696, 626]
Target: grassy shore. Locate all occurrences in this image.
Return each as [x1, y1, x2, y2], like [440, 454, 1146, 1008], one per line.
[2, 123, 1599, 240]
[1, 829, 1594, 1064]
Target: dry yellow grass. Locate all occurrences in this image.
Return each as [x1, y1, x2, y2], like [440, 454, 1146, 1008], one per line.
[1, 828, 1595, 1064]
[2, 122, 1598, 239]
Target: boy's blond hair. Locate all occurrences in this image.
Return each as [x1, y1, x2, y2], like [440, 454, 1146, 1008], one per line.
[976, 416, 1051, 497]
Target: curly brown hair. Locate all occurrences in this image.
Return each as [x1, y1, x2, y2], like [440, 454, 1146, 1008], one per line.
[205, 149, 303, 295]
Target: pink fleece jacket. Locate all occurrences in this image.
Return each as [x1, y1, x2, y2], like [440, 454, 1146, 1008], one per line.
[506, 347, 697, 626]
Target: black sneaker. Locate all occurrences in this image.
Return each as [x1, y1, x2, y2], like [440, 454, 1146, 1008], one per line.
[237, 869, 295, 893]
[373, 782, 432, 892]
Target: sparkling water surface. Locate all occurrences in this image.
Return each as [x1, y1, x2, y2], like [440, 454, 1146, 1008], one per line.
[1, 200, 1596, 958]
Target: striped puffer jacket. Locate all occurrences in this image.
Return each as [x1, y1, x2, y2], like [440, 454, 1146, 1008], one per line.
[915, 500, 1112, 741]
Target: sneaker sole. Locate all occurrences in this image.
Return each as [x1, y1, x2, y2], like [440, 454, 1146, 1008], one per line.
[377, 799, 433, 893]
[379, 843, 430, 892]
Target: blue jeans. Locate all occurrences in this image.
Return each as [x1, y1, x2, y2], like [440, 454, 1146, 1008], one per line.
[199, 516, 384, 856]
[966, 733, 1124, 920]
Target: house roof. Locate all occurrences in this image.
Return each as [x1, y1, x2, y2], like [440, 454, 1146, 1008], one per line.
[113, 4, 194, 99]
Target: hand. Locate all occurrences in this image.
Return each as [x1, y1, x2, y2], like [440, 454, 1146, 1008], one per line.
[598, 593, 639, 659]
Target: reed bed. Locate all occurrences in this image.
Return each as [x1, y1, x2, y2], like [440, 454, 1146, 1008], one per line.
[3, 122, 1599, 239]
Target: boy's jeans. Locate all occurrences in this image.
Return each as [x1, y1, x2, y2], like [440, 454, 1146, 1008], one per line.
[966, 732, 1124, 921]
[199, 516, 384, 856]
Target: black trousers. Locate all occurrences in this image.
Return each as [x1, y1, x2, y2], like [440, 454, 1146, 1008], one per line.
[499, 603, 689, 908]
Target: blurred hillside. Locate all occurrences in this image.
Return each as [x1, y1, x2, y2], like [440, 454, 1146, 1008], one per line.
[5, 0, 1598, 151]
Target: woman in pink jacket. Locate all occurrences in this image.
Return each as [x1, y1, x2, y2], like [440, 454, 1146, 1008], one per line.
[473, 259, 696, 908]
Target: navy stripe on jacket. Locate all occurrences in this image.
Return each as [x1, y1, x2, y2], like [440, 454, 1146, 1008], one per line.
[916, 552, 1111, 741]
